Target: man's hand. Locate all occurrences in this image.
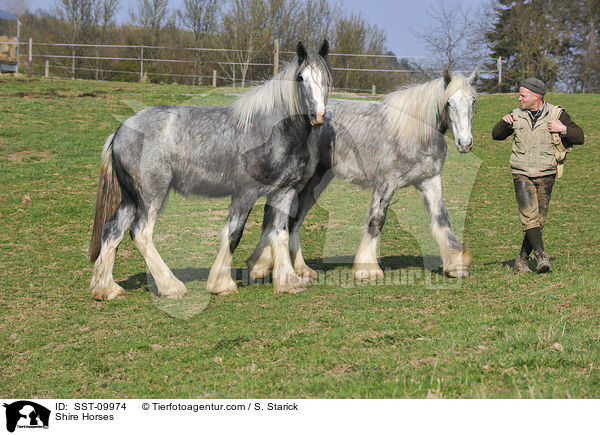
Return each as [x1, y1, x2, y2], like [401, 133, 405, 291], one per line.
[548, 120, 567, 134]
[502, 113, 516, 124]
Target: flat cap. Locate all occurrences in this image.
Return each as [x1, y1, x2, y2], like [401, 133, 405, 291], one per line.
[521, 77, 546, 95]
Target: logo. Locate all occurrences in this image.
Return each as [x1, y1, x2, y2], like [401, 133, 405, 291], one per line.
[3, 401, 50, 433]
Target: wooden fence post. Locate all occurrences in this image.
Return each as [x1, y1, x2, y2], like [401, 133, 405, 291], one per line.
[498, 56, 502, 93]
[45, 60, 49, 77]
[273, 39, 279, 76]
[28, 37, 32, 76]
[212, 69, 217, 87]
[15, 20, 20, 74]
[140, 45, 144, 81]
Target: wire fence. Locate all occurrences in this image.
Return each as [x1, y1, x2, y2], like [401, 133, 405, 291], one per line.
[4, 40, 499, 94]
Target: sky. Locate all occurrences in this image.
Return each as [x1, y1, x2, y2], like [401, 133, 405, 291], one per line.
[20, 0, 488, 58]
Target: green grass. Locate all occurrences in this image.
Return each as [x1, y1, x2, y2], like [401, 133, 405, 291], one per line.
[1, 76, 599, 398]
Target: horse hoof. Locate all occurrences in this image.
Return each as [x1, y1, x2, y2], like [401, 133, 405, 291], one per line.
[295, 265, 318, 280]
[91, 282, 125, 301]
[353, 266, 384, 282]
[250, 267, 271, 280]
[446, 269, 469, 278]
[207, 277, 238, 295]
[274, 282, 306, 294]
[207, 284, 238, 295]
[159, 281, 188, 299]
[212, 288, 239, 296]
[208, 286, 239, 296]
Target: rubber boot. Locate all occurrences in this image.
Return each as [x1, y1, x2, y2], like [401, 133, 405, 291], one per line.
[534, 249, 551, 273]
[514, 252, 532, 274]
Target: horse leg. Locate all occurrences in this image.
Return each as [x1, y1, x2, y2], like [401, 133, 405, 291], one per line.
[131, 201, 187, 298]
[90, 199, 135, 300]
[247, 166, 332, 281]
[353, 182, 394, 282]
[289, 196, 317, 280]
[246, 196, 276, 280]
[417, 174, 471, 277]
[207, 194, 255, 295]
[289, 167, 333, 279]
[268, 188, 306, 293]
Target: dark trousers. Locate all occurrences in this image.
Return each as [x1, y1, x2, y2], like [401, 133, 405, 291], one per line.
[512, 173, 556, 231]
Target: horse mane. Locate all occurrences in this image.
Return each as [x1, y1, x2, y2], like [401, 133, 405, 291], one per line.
[231, 51, 331, 133]
[380, 73, 477, 145]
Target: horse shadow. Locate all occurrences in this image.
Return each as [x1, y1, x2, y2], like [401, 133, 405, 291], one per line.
[118, 267, 211, 293]
[304, 255, 444, 276]
[117, 254, 445, 292]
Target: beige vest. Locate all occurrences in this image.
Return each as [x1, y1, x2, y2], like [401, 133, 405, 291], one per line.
[510, 103, 557, 177]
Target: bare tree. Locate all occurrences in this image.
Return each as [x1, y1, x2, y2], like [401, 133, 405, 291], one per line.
[220, 0, 270, 87]
[98, 0, 118, 40]
[53, 0, 102, 78]
[178, 0, 218, 44]
[54, 0, 99, 44]
[264, 0, 301, 49]
[331, 12, 388, 91]
[561, 0, 600, 92]
[411, 0, 471, 71]
[294, 0, 335, 48]
[0, 0, 29, 15]
[94, 0, 118, 79]
[177, 0, 218, 84]
[130, 0, 169, 46]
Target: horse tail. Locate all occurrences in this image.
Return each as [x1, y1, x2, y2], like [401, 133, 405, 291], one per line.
[89, 133, 120, 262]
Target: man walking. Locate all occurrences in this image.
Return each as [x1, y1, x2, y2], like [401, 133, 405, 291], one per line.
[492, 78, 584, 273]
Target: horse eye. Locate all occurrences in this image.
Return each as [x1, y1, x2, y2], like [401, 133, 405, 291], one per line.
[298, 76, 304, 82]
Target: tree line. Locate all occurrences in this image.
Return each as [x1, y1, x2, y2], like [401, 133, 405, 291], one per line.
[485, 0, 599, 93]
[2, 0, 599, 93]
[6, 0, 407, 91]
[418, 0, 600, 93]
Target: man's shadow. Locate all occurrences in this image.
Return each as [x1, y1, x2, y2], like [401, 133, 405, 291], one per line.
[484, 256, 553, 270]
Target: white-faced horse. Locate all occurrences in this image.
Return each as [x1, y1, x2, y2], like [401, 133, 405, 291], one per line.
[248, 68, 478, 281]
[89, 41, 332, 300]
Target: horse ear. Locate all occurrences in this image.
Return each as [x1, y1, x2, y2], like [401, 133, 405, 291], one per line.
[468, 66, 479, 84]
[319, 39, 329, 59]
[443, 69, 452, 88]
[296, 41, 307, 64]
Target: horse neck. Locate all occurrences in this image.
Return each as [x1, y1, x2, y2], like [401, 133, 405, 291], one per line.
[381, 79, 448, 148]
[231, 66, 301, 133]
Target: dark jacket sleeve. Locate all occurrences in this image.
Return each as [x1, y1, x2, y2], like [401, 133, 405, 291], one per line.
[492, 119, 514, 140]
[559, 111, 584, 146]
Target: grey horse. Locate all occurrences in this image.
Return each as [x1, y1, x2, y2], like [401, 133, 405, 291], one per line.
[248, 68, 478, 282]
[89, 40, 332, 300]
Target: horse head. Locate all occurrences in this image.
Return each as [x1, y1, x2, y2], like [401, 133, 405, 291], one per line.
[295, 39, 332, 126]
[444, 66, 478, 153]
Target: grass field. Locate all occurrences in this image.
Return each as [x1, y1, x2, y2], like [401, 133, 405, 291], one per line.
[1, 76, 599, 398]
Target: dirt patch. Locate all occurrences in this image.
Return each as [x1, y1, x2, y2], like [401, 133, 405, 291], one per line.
[78, 91, 106, 98]
[327, 363, 355, 376]
[6, 150, 55, 163]
[10, 89, 67, 98]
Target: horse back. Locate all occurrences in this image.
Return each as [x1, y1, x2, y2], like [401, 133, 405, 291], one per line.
[318, 99, 446, 187]
[111, 105, 316, 198]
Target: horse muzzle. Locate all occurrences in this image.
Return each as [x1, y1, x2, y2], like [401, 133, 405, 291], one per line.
[309, 109, 326, 126]
[456, 138, 473, 153]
